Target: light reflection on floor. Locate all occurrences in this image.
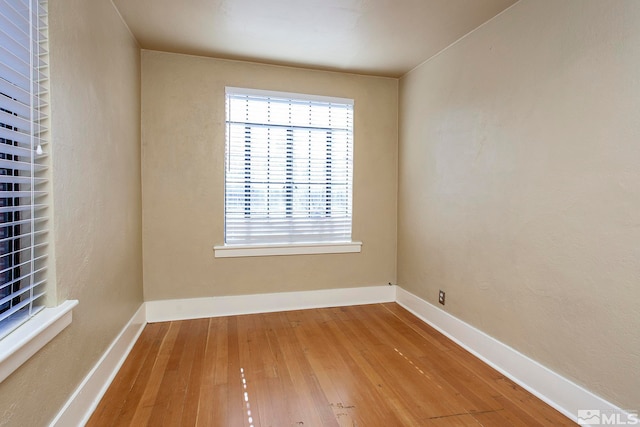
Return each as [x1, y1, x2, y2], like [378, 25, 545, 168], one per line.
[394, 347, 439, 387]
[240, 368, 255, 427]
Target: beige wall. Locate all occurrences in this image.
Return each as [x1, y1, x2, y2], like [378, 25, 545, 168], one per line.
[0, 1, 143, 425]
[142, 51, 397, 301]
[399, 0, 640, 409]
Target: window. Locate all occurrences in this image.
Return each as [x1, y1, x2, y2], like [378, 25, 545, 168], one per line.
[216, 87, 361, 257]
[0, 0, 49, 339]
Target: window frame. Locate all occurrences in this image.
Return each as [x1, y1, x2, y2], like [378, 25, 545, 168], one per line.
[0, 0, 76, 383]
[215, 87, 361, 258]
[0, 0, 49, 339]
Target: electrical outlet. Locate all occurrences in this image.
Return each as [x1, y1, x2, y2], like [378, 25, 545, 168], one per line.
[438, 290, 445, 305]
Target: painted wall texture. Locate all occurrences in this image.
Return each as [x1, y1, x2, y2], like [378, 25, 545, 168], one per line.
[141, 51, 398, 301]
[0, 1, 143, 425]
[398, 0, 640, 409]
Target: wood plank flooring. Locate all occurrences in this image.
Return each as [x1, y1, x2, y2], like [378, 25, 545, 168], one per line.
[87, 303, 576, 426]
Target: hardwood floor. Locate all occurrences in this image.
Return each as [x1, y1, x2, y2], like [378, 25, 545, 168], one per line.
[87, 303, 576, 426]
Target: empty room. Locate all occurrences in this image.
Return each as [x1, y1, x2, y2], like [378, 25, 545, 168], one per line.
[0, 0, 638, 426]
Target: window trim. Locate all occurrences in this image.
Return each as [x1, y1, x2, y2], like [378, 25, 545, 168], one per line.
[214, 241, 362, 258]
[0, 300, 77, 383]
[222, 87, 356, 249]
[0, 0, 77, 381]
[0, 0, 50, 339]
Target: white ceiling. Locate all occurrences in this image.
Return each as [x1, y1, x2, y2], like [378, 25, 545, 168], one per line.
[113, 0, 517, 77]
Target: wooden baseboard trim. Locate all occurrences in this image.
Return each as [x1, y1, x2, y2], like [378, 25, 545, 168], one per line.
[395, 286, 628, 426]
[49, 304, 146, 427]
[145, 285, 397, 323]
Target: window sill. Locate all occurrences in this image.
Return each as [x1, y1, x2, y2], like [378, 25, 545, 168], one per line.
[214, 241, 362, 258]
[0, 300, 78, 383]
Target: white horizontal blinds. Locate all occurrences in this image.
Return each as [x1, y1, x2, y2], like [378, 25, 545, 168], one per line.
[0, 0, 49, 339]
[225, 88, 353, 245]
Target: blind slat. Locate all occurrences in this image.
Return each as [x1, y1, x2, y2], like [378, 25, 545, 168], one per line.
[0, 141, 33, 158]
[0, 203, 46, 214]
[0, 158, 46, 172]
[0, 93, 31, 121]
[0, 76, 30, 105]
[0, 266, 47, 295]
[0, 55, 29, 92]
[0, 108, 30, 130]
[0, 126, 46, 148]
[0, 35, 29, 74]
[0, 215, 46, 229]
[0, 289, 45, 323]
[0, 253, 46, 277]
[0, 174, 46, 185]
[0, 3, 29, 39]
[0, 241, 47, 263]
[0, 190, 46, 198]
[0, 228, 47, 246]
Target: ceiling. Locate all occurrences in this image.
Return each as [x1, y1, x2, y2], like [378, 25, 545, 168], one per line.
[112, 0, 517, 78]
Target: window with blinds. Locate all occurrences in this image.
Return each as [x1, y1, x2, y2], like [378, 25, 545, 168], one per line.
[0, 0, 49, 339]
[224, 87, 353, 246]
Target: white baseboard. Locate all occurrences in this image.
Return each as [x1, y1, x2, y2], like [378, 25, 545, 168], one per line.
[50, 304, 147, 427]
[395, 286, 628, 426]
[145, 285, 397, 323]
[50, 286, 628, 427]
